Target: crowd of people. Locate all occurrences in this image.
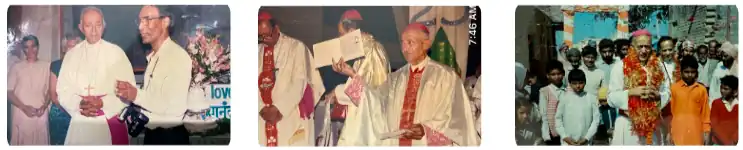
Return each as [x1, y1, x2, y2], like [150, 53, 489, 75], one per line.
[516, 29, 739, 146]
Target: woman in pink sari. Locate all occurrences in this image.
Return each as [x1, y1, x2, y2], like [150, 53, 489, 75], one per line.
[8, 35, 52, 145]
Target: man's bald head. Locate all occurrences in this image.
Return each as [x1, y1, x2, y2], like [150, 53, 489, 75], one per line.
[401, 23, 431, 65]
[138, 5, 172, 45]
[79, 6, 106, 44]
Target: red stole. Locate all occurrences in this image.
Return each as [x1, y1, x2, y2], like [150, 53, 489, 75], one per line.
[259, 46, 278, 146]
[399, 67, 424, 146]
[107, 116, 129, 145]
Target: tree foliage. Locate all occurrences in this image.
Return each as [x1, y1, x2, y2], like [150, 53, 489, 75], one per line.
[628, 5, 670, 31]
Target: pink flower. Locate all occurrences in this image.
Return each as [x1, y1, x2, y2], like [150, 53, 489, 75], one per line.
[222, 63, 230, 70]
[215, 46, 224, 57]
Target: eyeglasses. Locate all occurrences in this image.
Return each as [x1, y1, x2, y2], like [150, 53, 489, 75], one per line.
[136, 16, 167, 26]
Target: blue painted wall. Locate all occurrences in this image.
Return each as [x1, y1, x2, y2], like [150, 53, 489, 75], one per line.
[556, 10, 669, 50]
[573, 12, 618, 43]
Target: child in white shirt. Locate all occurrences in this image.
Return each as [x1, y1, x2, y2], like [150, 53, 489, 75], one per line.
[555, 69, 601, 145]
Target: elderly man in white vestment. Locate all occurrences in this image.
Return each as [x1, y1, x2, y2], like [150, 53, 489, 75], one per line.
[256, 11, 326, 146]
[606, 30, 671, 145]
[330, 23, 479, 146]
[315, 9, 391, 146]
[57, 7, 135, 145]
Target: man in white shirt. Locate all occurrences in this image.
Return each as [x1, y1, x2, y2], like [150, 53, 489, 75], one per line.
[708, 41, 737, 106]
[579, 45, 604, 96]
[696, 45, 711, 87]
[595, 39, 619, 144]
[114, 5, 193, 144]
[658, 36, 678, 82]
[706, 40, 722, 80]
[596, 39, 619, 85]
[555, 69, 601, 145]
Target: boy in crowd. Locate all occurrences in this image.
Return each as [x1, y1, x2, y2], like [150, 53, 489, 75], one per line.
[516, 97, 542, 145]
[668, 56, 710, 145]
[554, 69, 601, 146]
[540, 60, 567, 145]
[710, 75, 738, 145]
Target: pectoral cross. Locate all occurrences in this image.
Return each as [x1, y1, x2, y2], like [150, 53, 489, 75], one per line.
[79, 84, 106, 100]
[85, 84, 94, 96]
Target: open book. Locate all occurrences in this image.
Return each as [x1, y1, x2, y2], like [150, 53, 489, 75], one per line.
[312, 29, 365, 68]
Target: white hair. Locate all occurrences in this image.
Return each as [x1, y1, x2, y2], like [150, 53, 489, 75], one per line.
[79, 6, 106, 27]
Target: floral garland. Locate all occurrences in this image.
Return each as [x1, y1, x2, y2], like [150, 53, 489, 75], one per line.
[622, 47, 665, 145]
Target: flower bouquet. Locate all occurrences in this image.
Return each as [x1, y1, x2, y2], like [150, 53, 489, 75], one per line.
[622, 47, 664, 144]
[183, 24, 231, 135]
[188, 25, 230, 87]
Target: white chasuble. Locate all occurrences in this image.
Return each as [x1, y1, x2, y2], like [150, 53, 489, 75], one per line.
[258, 33, 325, 146]
[339, 60, 480, 146]
[57, 40, 136, 145]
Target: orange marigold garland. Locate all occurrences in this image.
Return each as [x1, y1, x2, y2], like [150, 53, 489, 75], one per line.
[622, 47, 665, 145]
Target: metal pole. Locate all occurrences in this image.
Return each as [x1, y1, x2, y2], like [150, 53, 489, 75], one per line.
[687, 6, 698, 35]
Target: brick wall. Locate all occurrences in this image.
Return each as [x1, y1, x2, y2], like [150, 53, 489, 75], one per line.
[670, 6, 738, 45]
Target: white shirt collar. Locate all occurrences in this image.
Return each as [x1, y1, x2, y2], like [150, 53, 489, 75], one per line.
[147, 37, 173, 61]
[722, 98, 739, 112]
[411, 56, 430, 71]
[549, 83, 566, 91]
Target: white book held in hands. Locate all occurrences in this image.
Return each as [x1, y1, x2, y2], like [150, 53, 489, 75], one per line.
[313, 29, 365, 68]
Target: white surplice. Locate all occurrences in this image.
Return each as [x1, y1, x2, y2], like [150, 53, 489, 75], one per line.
[606, 61, 671, 145]
[57, 40, 136, 145]
[258, 33, 325, 146]
[336, 58, 479, 146]
[320, 34, 390, 146]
